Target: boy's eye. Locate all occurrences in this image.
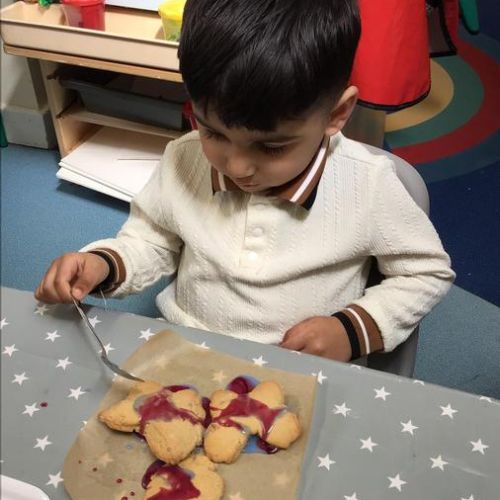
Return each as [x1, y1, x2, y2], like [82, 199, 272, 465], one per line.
[258, 144, 288, 156]
[202, 129, 226, 141]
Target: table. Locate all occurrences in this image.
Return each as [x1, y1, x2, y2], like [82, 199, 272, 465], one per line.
[1, 287, 498, 499]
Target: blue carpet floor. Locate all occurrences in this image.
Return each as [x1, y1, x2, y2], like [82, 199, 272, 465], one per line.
[1, 143, 499, 399]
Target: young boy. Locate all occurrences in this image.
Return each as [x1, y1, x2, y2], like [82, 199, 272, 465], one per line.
[35, 0, 455, 362]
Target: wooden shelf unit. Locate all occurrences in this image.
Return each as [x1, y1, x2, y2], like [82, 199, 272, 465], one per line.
[63, 102, 183, 140]
[4, 44, 185, 157]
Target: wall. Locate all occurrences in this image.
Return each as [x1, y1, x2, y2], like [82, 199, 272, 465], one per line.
[1, 0, 56, 148]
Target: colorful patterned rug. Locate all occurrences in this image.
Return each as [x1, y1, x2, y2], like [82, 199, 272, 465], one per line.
[384, 28, 500, 306]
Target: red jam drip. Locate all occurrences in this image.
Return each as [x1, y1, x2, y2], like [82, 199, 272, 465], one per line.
[142, 460, 165, 489]
[142, 460, 200, 500]
[213, 394, 283, 439]
[166, 385, 191, 393]
[256, 437, 279, 454]
[201, 397, 212, 428]
[226, 376, 255, 394]
[137, 388, 203, 435]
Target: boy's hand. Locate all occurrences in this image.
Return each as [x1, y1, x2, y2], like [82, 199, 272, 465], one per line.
[280, 316, 352, 362]
[35, 252, 110, 304]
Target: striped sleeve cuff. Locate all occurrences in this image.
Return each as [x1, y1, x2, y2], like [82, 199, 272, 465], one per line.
[332, 304, 384, 359]
[87, 248, 126, 294]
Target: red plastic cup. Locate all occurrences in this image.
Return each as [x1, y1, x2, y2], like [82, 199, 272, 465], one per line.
[61, 0, 106, 31]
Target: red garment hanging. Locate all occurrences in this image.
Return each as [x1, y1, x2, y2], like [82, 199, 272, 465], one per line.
[351, 0, 430, 110]
[350, 0, 459, 111]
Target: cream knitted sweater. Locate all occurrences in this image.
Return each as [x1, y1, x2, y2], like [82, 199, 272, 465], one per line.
[83, 131, 455, 351]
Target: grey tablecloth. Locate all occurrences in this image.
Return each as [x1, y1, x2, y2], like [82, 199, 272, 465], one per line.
[1, 287, 498, 499]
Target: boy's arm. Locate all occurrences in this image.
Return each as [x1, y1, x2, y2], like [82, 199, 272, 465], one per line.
[81, 146, 184, 297]
[350, 158, 455, 352]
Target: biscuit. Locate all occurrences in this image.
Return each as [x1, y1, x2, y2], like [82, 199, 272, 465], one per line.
[144, 454, 224, 500]
[204, 380, 301, 463]
[99, 382, 206, 465]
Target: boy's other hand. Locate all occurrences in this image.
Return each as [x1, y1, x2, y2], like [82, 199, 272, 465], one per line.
[35, 252, 110, 304]
[280, 316, 352, 362]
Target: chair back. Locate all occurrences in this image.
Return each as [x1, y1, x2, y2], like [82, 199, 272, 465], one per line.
[359, 144, 429, 377]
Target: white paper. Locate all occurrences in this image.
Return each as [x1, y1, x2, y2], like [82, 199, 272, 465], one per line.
[59, 128, 168, 200]
[56, 167, 133, 202]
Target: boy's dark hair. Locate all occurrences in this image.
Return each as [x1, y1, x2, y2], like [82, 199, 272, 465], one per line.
[179, 0, 360, 131]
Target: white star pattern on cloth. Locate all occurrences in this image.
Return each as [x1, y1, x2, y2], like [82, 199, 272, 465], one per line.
[0, 317, 9, 330]
[34, 435, 52, 451]
[89, 316, 101, 328]
[34, 304, 49, 316]
[3, 344, 18, 357]
[139, 328, 155, 341]
[45, 330, 61, 342]
[440, 403, 458, 419]
[470, 439, 489, 454]
[56, 357, 72, 370]
[401, 420, 419, 435]
[313, 371, 327, 384]
[374, 387, 391, 400]
[388, 474, 407, 492]
[317, 454, 335, 470]
[461, 495, 474, 500]
[344, 494, 359, 500]
[100, 343, 115, 355]
[360, 437, 378, 452]
[252, 355, 268, 367]
[196, 341, 210, 350]
[333, 402, 351, 417]
[68, 387, 87, 400]
[212, 370, 227, 384]
[12, 372, 29, 385]
[46, 472, 63, 488]
[430, 455, 448, 470]
[228, 493, 244, 500]
[22, 403, 40, 417]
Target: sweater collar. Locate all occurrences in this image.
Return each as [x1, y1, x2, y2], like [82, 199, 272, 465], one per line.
[211, 135, 330, 210]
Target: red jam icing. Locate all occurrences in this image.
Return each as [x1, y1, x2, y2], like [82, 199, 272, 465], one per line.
[213, 394, 283, 438]
[142, 460, 200, 500]
[201, 397, 212, 428]
[256, 438, 279, 454]
[213, 376, 284, 441]
[136, 386, 203, 435]
[226, 376, 256, 394]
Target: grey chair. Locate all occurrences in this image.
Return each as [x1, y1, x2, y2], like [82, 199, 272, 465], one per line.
[355, 144, 430, 377]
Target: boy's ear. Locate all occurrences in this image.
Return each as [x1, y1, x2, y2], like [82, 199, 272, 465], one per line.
[324, 86, 359, 136]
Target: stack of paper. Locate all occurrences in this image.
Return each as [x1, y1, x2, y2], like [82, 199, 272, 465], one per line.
[57, 128, 169, 202]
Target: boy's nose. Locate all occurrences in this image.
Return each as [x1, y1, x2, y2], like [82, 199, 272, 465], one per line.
[226, 155, 256, 179]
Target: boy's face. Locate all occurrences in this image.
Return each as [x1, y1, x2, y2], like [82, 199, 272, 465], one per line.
[193, 104, 337, 194]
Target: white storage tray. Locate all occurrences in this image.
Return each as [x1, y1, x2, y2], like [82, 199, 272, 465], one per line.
[0, 2, 180, 72]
